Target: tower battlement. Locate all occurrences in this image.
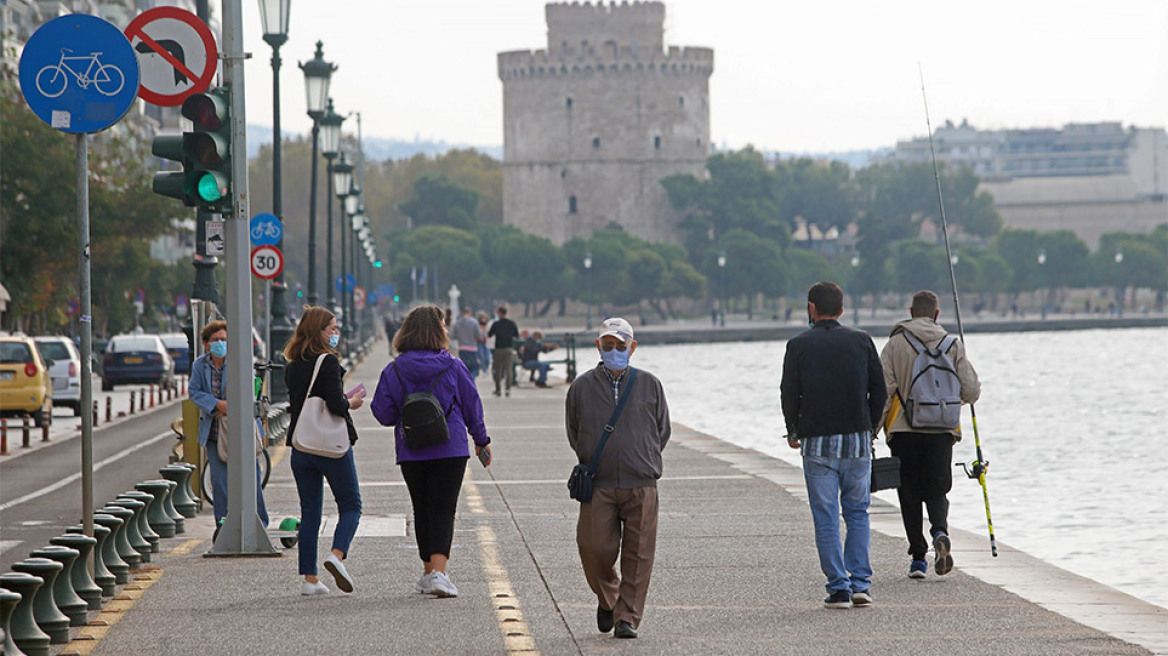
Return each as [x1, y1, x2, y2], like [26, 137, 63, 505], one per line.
[498, 45, 713, 81]
[546, 1, 665, 54]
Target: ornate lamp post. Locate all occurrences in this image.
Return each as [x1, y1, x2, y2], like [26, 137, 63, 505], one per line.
[583, 251, 593, 330]
[343, 187, 360, 345]
[1037, 249, 1047, 319]
[299, 42, 335, 306]
[332, 154, 354, 342]
[1114, 249, 1125, 316]
[850, 254, 860, 325]
[319, 99, 345, 313]
[717, 251, 727, 327]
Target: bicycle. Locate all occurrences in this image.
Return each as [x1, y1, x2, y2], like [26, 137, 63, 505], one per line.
[35, 48, 126, 98]
[199, 361, 282, 504]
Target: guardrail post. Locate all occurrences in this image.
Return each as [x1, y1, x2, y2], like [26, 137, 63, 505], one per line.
[22, 415, 31, 448]
[106, 396, 112, 422]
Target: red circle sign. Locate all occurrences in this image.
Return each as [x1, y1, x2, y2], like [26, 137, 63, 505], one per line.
[250, 245, 284, 280]
[124, 7, 218, 106]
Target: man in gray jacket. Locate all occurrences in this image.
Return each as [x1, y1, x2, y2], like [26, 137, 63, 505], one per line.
[566, 317, 670, 639]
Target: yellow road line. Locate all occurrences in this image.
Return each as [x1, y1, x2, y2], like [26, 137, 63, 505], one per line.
[169, 538, 205, 556]
[59, 568, 163, 656]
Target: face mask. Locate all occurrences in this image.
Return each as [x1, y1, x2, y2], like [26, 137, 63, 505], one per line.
[328, 334, 340, 349]
[600, 347, 630, 370]
[209, 341, 227, 358]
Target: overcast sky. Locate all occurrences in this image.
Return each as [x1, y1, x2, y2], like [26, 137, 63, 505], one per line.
[238, 0, 1168, 154]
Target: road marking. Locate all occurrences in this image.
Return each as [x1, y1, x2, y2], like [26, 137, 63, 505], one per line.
[0, 430, 172, 512]
[168, 538, 204, 556]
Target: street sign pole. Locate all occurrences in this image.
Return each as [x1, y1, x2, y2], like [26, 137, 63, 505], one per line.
[207, 0, 276, 557]
[77, 133, 95, 550]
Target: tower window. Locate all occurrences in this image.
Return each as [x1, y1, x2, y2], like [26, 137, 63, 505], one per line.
[566, 97, 573, 109]
[592, 137, 600, 149]
[696, 138, 702, 148]
[679, 96, 685, 107]
[560, 169, 567, 179]
[569, 196, 578, 214]
[654, 136, 661, 149]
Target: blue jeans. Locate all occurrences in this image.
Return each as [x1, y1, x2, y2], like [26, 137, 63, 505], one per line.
[458, 350, 479, 377]
[522, 360, 551, 383]
[803, 455, 872, 594]
[477, 343, 490, 376]
[291, 447, 362, 576]
[206, 438, 269, 527]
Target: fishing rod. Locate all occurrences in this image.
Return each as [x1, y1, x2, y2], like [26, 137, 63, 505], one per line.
[919, 64, 998, 557]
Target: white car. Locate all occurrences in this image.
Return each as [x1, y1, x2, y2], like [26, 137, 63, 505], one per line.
[34, 336, 82, 416]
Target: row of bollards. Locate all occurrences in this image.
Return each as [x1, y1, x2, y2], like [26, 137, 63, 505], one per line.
[0, 417, 50, 455]
[0, 463, 200, 655]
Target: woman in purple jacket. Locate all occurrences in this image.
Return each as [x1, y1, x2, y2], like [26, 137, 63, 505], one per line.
[370, 305, 491, 597]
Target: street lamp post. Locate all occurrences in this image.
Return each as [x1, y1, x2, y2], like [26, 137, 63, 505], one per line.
[583, 252, 592, 330]
[319, 99, 345, 314]
[717, 251, 726, 327]
[344, 192, 360, 345]
[850, 254, 860, 325]
[332, 154, 353, 345]
[299, 42, 336, 306]
[1114, 249, 1125, 316]
[1037, 249, 1047, 319]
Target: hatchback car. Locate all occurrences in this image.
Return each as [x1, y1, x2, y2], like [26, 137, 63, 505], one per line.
[0, 334, 53, 427]
[161, 333, 191, 375]
[34, 336, 82, 416]
[101, 334, 174, 391]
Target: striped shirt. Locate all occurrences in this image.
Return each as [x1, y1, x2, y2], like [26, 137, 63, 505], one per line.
[799, 431, 872, 458]
[600, 365, 628, 403]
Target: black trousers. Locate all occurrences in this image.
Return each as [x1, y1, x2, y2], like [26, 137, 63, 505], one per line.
[400, 457, 468, 561]
[889, 432, 953, 560]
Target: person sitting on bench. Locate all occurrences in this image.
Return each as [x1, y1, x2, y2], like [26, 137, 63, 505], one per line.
[519, 331, 558, 388]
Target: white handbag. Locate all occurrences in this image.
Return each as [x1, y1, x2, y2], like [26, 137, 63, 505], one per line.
[290, 354, 350, 458]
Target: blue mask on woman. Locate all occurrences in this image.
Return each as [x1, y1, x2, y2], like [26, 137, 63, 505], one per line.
[209, 341, 227, 358]
[600, 347, 629, 370]
[328, 334, 340, 349]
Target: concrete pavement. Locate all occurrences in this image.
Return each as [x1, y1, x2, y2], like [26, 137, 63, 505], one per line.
[53, 352, 1165, 655]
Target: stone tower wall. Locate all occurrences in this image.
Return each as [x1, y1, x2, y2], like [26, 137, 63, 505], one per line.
[498, 1, 713, 245]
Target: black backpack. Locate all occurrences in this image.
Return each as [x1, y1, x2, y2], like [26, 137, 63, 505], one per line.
[393, 363, 453, 449]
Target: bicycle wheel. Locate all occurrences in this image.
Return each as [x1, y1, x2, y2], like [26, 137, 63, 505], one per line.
[36, 66, 68, 98]
[259, 448, 271, 489]
[94, 64, 125, 96]
[201, 461, 214, 504]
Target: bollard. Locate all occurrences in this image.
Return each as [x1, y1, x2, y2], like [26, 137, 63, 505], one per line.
[181, 375, 186, 395]
[106, 499, 151, 563]
[116, 491, 160, 553]
[22, 415, 31, 448]
[90, 514, 129, 585]
[98, 506, 141, 571]
[0, 572, 49, 656]
[10, 559, 69, 644]
[65, 524, 115, 597]
[149, 383, 155, 409]
[140, 388, 146, 411]
[174, 462, 201, 513]
[49, 534, 102, 610]
[157, 479, 185, 534]
[1, 418, 7, 456]
[92, 400, 99, 427]
[29, 546, 87, 627]
[135, 481, 176, 538]
[105, 396, 112, 423]
[1, 587, 26, 656]
[41, 418, 49, 442]
[160, 466, 198, 518]
[129, 390, 135, 415]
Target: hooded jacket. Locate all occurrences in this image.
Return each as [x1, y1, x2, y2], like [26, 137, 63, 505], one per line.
[370, 349, 489, 463]
[879, 316, 981, 440]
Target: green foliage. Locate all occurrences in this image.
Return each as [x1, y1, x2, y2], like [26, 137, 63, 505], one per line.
[1093, 227, 1168, 291]
[786, 248, 837, 297]
[706, 229, 788, 300]
[399, 174, 479, 230]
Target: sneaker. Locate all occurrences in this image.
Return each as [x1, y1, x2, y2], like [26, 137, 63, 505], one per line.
[824, 589, 852, 609]
[415, 572, 430, 593]
[493, 389, 501, 397]
[424, 571, 458, 598]
[908, 559, 928, 579]
[851, 589, 873, 607]
[933, 531, 954, 576]
[323, 554, 354, 593]
[300, 580, 329, 595]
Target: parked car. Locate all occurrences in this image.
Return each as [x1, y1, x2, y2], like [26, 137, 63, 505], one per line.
[0, 334, 53, 427]
[101, 334, 174, 391]
[34, 336, 82, 416]
[161, 333, 192, 375]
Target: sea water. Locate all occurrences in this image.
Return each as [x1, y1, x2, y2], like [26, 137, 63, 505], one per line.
[633, 326, 1168, 610]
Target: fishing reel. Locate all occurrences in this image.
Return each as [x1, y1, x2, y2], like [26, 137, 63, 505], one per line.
[958, 459, 988, 480]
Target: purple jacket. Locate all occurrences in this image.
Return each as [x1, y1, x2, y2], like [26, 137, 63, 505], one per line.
[370, 349, 489, 463]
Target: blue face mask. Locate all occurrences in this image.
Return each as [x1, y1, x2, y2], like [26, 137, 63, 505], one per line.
[600, 347, 630, 370]
[209, 341, 227, 358]
[327, 334, 340, 349]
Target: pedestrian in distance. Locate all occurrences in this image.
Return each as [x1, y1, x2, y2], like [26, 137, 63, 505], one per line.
[188, 320, 269, 529]
[284, 306, 365, 596]
[370, 305, 492, 598]
[451, 307, 481, 377]
[488, 305, 520, 397]
[566, 317, 671, 639]
[519, 330, 558, 387]
[780, 281, 886, 609]
[475, 312, 491, 377]
[879, 290, 981, 579]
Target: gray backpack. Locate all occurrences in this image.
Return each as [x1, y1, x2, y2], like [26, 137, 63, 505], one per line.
[899, 332, 962, 430]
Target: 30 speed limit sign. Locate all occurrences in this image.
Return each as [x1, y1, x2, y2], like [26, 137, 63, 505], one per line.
[250, 245, 283, 280]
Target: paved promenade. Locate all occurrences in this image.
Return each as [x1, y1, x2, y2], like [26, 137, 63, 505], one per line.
[61, 351, 1165, 656]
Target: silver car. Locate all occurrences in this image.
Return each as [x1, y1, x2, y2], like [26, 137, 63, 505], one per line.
[34, 336, 82, 416]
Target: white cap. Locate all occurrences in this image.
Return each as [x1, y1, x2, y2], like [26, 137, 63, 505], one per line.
[598, 317, 634, 342]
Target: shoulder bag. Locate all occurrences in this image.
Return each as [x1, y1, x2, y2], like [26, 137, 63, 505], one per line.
[567, 368, 638, 502]
[290, 354, 350, 458]
[214, 414, 264, 463]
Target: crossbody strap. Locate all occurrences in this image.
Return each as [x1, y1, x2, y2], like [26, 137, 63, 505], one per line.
[585, 368, 638, 473]
[305, 353, 328, 401]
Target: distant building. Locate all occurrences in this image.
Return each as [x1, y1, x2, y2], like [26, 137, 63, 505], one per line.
[890, 121, 1168, 249]
[498, 1, 713, 245]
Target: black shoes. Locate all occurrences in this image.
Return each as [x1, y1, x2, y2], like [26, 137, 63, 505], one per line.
[614, 620, 637, 639]
[597, 605, 614, 633]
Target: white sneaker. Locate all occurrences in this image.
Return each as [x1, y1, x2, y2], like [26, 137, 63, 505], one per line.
[301, 581, 329, 595]
[324, 554, 354, 593]
[423, 571, 458, 597]
[415, 572, 431, 593]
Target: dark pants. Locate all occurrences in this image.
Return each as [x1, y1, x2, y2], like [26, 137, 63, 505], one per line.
[291, 447, 362, 576]
[400, 457, 468, 560]
[889, 432, 953, 560]
[458, 350, 479, 377]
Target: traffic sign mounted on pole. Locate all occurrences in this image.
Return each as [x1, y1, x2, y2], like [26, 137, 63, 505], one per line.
[251, 245, 284, 280]
[18, 14, 140, 134]
[249, 213, 282, 246]
[353, 286, 367, 311]
[124, 6, 218, 107]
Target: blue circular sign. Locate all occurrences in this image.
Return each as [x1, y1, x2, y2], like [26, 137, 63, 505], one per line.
[250, 213, 283, 246]
[18, 14, 140, 134]
[335, 274, 356, 294]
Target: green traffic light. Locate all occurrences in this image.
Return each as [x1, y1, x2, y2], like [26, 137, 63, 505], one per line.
[195, 171, 228, 202]
[374, 261, 383, 268]
[297, 290, 304, 297]
[393, 295, 400, 302]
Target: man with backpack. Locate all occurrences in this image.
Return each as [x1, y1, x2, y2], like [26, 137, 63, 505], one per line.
[880, 290, 981, 580]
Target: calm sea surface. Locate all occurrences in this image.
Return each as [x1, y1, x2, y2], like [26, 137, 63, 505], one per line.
[633, 326, 1168, 610]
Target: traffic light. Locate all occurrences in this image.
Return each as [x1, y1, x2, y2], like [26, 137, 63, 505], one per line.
[373, 260, 383, 268]
[151, 87, 232, 210]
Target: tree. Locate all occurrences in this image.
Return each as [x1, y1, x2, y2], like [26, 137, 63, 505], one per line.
[705, 229, 788, 318]
[774, 158, 856, 238]
[484, 229, 565, 313]
[387, 225, 484, 302]
[399, 174, 479, 230]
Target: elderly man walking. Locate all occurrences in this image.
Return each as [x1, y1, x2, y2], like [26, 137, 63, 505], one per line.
[781, 281, 886, 609]
[566, 317, 671, 639]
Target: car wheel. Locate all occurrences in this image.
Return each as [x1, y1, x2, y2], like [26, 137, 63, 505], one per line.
[102, 379, 113, 392]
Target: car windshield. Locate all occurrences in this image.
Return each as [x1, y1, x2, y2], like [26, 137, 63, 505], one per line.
[111, 337, 160, 352]
[0, 342, 33, 364]
[36, 341, 72, 361]
[161, 335, 188, 348]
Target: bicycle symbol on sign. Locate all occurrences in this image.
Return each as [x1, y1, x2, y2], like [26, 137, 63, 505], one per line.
[251, 220, 280, 241]
[35, 48, 126, 98]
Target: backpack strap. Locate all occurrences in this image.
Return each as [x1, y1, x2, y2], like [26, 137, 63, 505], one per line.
[583, 368, 638, 474]
[902, 331, 925, 354]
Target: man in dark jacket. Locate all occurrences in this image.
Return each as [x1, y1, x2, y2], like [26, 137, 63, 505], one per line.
[487, 305, 519, 397]
[566, 317, 670, 639]
[780, 281, 886, 609]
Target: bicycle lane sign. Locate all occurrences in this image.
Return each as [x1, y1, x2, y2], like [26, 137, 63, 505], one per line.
[249, 213, 282, 247]
[18, 14, 140, 134]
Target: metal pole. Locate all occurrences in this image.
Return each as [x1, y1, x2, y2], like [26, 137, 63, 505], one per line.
[339, 194, 347, 349]
[76, 134, 94, 555]
[326, 159, 335, 313]
[307, 120, 320, 306]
